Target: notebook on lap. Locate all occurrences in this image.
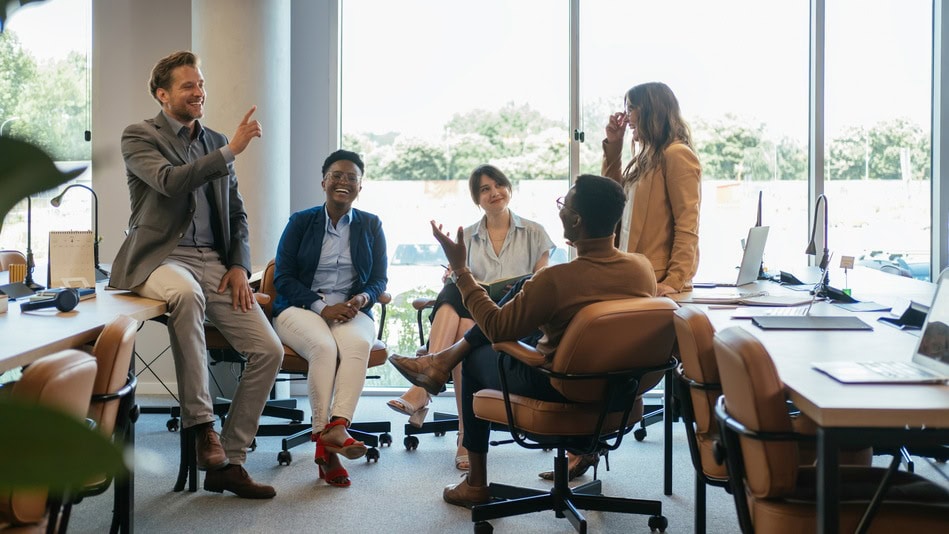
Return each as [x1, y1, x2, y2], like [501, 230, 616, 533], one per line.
[811, 268, 949, 384]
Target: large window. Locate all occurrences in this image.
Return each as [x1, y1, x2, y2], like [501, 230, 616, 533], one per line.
[824, 0, 932, 280]
[341, 0, 570, 381]
[580, 0, 810, 279]
[0, 0, 92, 278]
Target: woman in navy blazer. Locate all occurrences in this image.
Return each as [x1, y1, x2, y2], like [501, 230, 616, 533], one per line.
[272, 150, 387, 487]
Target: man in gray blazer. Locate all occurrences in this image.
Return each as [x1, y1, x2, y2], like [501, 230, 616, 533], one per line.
[111, 50, 282, 499]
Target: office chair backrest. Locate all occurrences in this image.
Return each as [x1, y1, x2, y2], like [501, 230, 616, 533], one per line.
[713, 326, 799, 499]
[673, 306, 729, 480]
[550, 297, 677, 404]
[673, 307, 721, 436]
[259, 259, 277, 318]
[0, 350, 97, 525]
[90, 315, 138, 438]
[0, 249, 26, 271]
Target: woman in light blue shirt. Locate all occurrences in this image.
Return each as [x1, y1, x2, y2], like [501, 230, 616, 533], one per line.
[387, 164, 553, 471]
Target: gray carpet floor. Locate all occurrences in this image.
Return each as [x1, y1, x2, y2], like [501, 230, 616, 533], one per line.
[64, 394, 948, 534]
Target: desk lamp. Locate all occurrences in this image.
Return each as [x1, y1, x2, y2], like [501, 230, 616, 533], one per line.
[50, 183, 109, 281]
[805, 193, 829, 291]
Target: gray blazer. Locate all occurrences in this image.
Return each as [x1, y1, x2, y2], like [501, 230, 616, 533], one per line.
[110, 112, 251, 290]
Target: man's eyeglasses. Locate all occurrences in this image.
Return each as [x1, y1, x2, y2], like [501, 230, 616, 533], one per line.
[326, 171, 360, 184]
[556, 197, 566, 210]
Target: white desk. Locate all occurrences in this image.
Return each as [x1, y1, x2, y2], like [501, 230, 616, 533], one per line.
[678, 271, 949, 534]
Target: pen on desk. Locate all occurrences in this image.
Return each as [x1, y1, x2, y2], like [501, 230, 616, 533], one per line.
[708, 305, 739, 309]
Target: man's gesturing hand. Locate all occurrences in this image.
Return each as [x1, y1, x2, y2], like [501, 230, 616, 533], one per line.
[430, 220, 468, 273]
[228, 105, 262, 156]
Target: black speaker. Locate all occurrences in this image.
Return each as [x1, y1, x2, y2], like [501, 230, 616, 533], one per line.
[20, 288, 80, 312]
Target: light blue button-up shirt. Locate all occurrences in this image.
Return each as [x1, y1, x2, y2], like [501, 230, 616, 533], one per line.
[309, 207, 358, 314]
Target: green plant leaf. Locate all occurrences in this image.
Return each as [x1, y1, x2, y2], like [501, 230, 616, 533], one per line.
[0, 398, 127, 491]
[0, 137, 85, 232]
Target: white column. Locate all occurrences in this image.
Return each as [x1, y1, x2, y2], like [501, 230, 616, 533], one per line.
[192, 0, 291, 270]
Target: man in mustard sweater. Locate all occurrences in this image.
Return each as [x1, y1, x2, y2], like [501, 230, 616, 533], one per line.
[389, 174, 657, 507]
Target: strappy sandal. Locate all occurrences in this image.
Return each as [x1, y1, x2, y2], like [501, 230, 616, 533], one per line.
[315, 419, 368, 461]
[538, 451, 604, 481]
[386, 395, 430, 428]
[455, 432, 469, 471]
[319, 464, 351, 487]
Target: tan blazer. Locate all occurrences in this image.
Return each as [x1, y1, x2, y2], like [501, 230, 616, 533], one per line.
[602, 140, 701, 291]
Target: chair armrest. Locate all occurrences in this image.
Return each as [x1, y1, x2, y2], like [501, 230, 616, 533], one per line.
[412, 297, 435, 311]
[378, 292, 392, 305]
[492, 341, 548, 367]
[253, 293, 271, 305]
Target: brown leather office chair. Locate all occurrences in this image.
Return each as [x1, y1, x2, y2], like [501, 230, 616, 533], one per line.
[0, 250, 26, 271]
[672, 306, 731, 534]
[0, 350, 98, 533]
[469, 297, 678, 533]
[712, 326, 949, 533]
[255, 259, 392, 464]
[172, 259, 393, 491]
[674, 307, 874, 534]
[58, 316, 139, 534]
[399, 296, 462, 449]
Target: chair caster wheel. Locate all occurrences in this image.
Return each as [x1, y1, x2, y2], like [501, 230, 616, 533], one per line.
[634, 427, 647, 441]
[277, 450, 292, 465]
[380, 433, 393, 447]
[474, 520, 493, 533]
[366, 448, 380, 463]
[166, 418, 179, 432]
[249, 438, 257, 452]
[434, 431, 446, 437]
[404, 436, 419, 450]
[130, 404, 140, 424]
[648, 515, 668, 532]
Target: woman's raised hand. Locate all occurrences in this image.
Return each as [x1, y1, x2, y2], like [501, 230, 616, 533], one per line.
[605, 111, 628, 144]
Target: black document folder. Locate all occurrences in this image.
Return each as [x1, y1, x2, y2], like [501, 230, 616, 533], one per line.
[752, 315, 872, 331]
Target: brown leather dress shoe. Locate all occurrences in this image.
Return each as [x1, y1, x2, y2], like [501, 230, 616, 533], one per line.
[388, 354, 451, 396]
[443, 476, 490, 508]
[194, 424, 229, 471]
[203, 465, 276, 499]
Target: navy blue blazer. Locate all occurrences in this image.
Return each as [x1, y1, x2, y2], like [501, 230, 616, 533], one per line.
[272, 205, 388, 318]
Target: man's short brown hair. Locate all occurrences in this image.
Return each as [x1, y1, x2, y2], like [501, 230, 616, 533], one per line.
[148, 51, 199, 103]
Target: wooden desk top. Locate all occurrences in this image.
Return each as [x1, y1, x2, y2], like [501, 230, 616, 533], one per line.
[0, 286, 166, 372]
[676, 273, 949, 430]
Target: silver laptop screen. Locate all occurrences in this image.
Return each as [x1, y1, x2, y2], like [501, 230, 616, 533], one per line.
[913, 268, 949, 374]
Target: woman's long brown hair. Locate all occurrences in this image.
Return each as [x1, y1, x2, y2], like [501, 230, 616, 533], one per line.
[622, 82, 693, 187]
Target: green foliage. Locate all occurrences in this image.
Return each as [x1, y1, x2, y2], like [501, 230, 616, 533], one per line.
[15, 51, 91, 160]
[0, 399, 127, 491]
[826, 119, 929, 181]
[0, 30, 89, 160]
[379, 137, 448, 180]
[0, 31, 36, 125]
[693, 114, 768, 181]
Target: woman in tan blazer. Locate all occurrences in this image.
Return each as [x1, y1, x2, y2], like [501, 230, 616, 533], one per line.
[538, 83, 702, 483]
[602, 82, 701, 296]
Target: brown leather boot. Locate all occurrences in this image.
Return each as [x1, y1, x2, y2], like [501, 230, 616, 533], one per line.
[194, 423, 228, 471]
[443, 475, 490, 508]
[389, 339, 470, 395]
[203, 464, 276, 499]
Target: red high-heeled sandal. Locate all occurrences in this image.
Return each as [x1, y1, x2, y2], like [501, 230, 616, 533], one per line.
[318, 464, 351, 487]
[315, 419, 368, 461]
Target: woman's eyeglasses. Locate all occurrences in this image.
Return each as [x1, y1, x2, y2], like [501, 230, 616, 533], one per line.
[326, 171, 360, 184]
[556, 197, 566, 210]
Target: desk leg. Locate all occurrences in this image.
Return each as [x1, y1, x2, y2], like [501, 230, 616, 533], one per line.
[663, 369, 673, 496]
[817, 427, 840, 534]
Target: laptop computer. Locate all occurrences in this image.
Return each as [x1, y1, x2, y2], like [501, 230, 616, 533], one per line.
[811, 268, 949, 384]
[704, 226, 769, 288]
